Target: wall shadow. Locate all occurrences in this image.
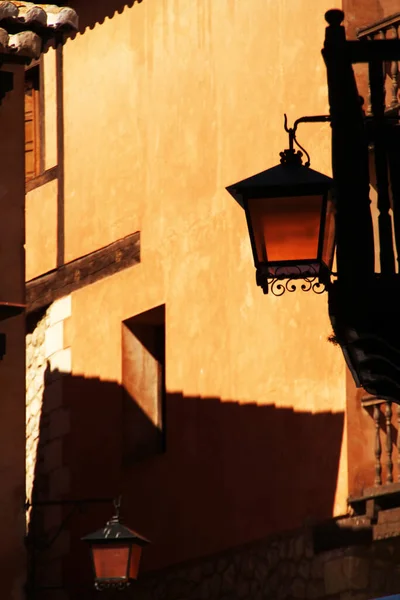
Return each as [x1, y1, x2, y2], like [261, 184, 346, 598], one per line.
[27, 369, 344, 596]
[68, 0, 144, 33]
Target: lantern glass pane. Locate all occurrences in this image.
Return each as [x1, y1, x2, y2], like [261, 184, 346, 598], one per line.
[92, 543, 130, 580]
[248, 195, 323, 264]
[129, 544, 143, 579]
[321, 192, 336, 269]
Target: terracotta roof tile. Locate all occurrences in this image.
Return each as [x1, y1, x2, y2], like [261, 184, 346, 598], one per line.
[0, 1, 78, 59]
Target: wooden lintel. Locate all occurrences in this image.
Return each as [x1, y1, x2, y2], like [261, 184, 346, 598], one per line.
[26, 231, 140, 313]
[26, 165, 58, 194]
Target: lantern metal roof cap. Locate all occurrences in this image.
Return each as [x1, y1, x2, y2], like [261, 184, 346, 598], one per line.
[81, 516, 150, 546]
[226, 162, 333, 207]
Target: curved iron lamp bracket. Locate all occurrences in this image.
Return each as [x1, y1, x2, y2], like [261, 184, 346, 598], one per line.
[282, 114, 331, 167]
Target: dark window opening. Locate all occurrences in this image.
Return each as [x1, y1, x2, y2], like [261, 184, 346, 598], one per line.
[122, 305, 166, 463]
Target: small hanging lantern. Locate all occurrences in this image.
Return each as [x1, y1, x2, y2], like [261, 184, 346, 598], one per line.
[226, 115, 336, 295]
[82, 498, 150, 591]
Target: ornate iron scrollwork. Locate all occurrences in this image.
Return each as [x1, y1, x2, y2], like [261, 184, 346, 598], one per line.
[262, 265, 328, 296]
[95, 580, 131, 591]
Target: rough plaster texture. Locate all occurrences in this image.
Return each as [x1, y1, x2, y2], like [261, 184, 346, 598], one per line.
[24, 0, 352, 576]
[61, 0, 347, 571]
[25, 178, 58, 281]
[60, 0, 346, 414]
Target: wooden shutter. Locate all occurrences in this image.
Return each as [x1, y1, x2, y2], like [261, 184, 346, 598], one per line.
[25, 66, 40, 182]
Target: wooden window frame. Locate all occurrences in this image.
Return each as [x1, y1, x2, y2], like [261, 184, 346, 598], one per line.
[25, 60, 44, 182]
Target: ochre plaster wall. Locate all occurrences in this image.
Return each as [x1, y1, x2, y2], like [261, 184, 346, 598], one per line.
[0, 66, 26, 600]
[26, 178, 58, 280]
[28, 0, 348, 576]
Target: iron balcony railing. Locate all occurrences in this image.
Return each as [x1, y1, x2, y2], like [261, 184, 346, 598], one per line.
[358, 13, 400, 114]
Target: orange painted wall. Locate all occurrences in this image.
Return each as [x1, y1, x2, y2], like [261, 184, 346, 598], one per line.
[27, 0, 349, 582]
[0, 66, 26, 599]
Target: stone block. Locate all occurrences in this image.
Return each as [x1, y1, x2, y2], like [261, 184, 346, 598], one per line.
[43, 505, 62, 533]
[307, 579, 325, 599]
[48, 295, 71, 326]
[292, 578, 306, 598]
[43, 438, 63, 473]
[324, 556, 369, 595]
[324, 558, 347, 594]
[49, 466, 70, 497]
[298, 559, 310, 580]
[43, 377, 63, 413]
[294, 536, 305, 559]
[26, 343, 34, 367]
[221, 564, 235, 592]
[237, 580, 249, 598]
[311, 556, 324, 579]
[63, 317, 72, 348]
[26, 415, 38, 438]
[44, 321, 64, 359]
[28, 394, 43, 419]
[47, 529, 70, 559]
[49, 348, 71, 374]
[36, 559, 62, 586]
[370, 566, 386, 592]
[48, 407, 70, 440]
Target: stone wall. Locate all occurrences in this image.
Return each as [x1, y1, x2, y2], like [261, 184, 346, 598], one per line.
[130, 528, 400, 600]
[26, 295, 72, 505]
[26, 308, 48, 506]
[25, 295, 72, 596]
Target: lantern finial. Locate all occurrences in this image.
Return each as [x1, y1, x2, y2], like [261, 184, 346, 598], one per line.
[280, 114, 311, 168]
[111, 495, 121, 523]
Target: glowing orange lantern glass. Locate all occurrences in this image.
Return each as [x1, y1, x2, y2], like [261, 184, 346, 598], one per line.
[226, 147, 335, 295]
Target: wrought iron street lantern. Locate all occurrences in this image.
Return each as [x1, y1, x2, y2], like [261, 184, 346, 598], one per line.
[226, 116, 336, 296]
[82, 498, 150, 591]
